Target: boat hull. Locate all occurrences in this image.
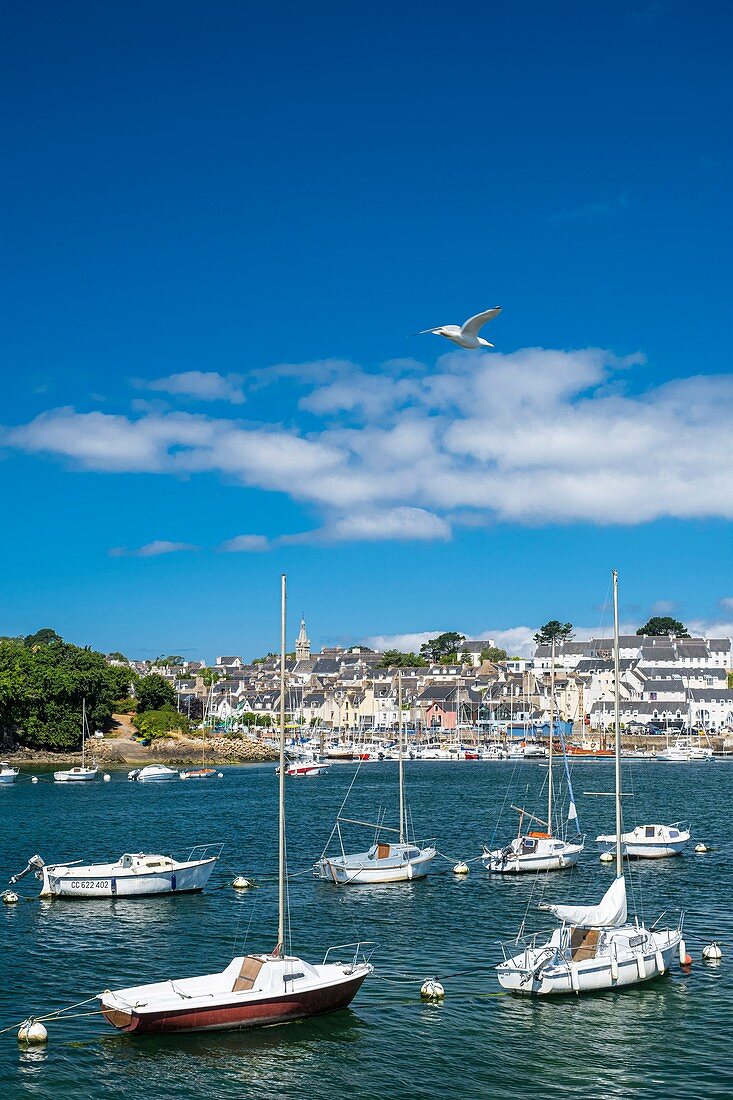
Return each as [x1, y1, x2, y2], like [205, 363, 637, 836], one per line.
[497, 930, 681, 996]
[53, 768, 99, 783]
[483, 841, 584, 874]
[43, 858, 217, 898]
[316, 848, 436, 885]
[0, 772, 18, 785]
[100, 970, 369, 1034]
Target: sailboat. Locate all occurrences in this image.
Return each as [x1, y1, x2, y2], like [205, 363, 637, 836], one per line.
[53, 700, 99, 783]
[315, 671, 436, 884]
[99, 574, 373, 1034]
[496, 570, 684, 996]
[482, 639, 584, 873]
[180, 685, 217, 779]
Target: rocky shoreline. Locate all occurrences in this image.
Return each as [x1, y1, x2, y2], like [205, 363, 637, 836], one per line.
[2, 735, 278, 767]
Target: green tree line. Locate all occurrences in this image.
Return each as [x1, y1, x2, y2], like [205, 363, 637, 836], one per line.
[0, 631, 180, 751]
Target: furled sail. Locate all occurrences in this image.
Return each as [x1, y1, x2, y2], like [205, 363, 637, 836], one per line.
[558, 722, 582, 834]
[540, 874, 627, 928]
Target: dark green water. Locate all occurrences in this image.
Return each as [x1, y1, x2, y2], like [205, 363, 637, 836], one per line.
[1, 761, 732, 1099]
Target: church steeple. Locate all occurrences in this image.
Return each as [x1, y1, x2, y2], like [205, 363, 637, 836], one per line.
[295, 616, 310, 660]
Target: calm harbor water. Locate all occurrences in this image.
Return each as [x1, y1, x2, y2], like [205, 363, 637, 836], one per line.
[1, 759, 732, 1099]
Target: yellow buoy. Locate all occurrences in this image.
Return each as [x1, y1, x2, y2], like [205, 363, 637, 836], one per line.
[453, 861, 469, 875]
[3, 890, 19, 905]
[232, 876, 253, 889]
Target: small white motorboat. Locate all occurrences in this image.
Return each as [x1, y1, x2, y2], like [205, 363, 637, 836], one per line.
[179, 768, 218, 780]
[656, 738, 714, 762]
[596, 822, 690, 858]
[0, 762, 19, 785]
[128, 764, 180, 782]
[10, 845, 222, 898]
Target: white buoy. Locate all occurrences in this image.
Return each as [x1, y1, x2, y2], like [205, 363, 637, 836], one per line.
[103, 773, 111, 782]
[31, 776, 39, 784]
[694, 843, 708, 853]
[217, 772, 224, 779]
[18, 1019, 48, 1045]
[420, 978, 445, 1000]
[453, 861, 469, 875]
[702, 941, 723, 961]
[232, 876, 253, 889]
[3, 890, 19, 905]
[599, 851, 614, 863]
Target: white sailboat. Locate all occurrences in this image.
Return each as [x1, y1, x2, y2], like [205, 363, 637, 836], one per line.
[315, 671, 436, 884]
[99, 574, 373, 1034]
[496, 570, 684, 996]
[482, 638, 584, 873]
[53, 700, 99, 783]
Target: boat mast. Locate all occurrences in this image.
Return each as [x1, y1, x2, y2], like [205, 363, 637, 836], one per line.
[278, 573, 287, 954]
[82, 698, 86, 769]
[612, 568, 623, 879]
[398, 669, 405, 843]
[547, 637, 555, 836]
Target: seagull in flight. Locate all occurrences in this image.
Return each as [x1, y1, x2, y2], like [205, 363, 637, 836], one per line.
[415, 306, 502, 349]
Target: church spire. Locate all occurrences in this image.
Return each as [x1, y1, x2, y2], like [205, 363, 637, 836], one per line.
[295, 616, 310, 660]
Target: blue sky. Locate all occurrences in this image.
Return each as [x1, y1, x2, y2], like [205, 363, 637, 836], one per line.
[1, 1, 732, 660]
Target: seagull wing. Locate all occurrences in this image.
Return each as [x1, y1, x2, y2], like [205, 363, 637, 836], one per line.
[460, 307, 502, 338]
[409, 326, 445, 336]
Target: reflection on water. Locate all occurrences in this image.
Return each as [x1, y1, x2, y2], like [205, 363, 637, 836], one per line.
[1, 761, 733, 1098]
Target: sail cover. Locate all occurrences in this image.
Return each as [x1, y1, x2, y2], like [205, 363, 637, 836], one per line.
[541, 875, 627, 928]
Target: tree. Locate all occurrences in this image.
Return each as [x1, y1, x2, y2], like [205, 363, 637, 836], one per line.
[24, 627, 62, 648]
[381, 650, 428, 668]
[136, 673, 176, 714]
[0, 637, 124, 750]
[155, 654, 185, 666]
[201, 666, 224, 688]
[533, 621, 574, 646]
[108, 651, 128, 662]
[636, 617, 689, 637]
[480, 646, 507, 662]
[135, 707, 190, 741]
[419, 632, 466, 663]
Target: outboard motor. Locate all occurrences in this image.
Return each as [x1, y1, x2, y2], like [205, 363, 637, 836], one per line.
[10, 854, 45, 884]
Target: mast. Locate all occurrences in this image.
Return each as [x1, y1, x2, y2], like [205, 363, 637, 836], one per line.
[612, 569, 623, 878]
[82, 698, 86, 769]
[547, 637, 555, 836]
[278, 573, 287, 954]
[398, 670, 405, 843]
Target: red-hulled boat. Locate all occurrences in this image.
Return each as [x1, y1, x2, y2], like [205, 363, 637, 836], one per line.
[99, 946, 373, 1034]
[99, 574, 373, 1036]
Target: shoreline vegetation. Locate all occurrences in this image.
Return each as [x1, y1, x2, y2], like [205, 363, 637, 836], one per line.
[2, 731, 278, 767]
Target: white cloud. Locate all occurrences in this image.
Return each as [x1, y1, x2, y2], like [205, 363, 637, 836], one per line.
[327, 507, 451, 542]
[219, 534, 270, 552]
[5, 347, 733, 542]
[139, 371, 246, 404]
[109, 540, 198, 558]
